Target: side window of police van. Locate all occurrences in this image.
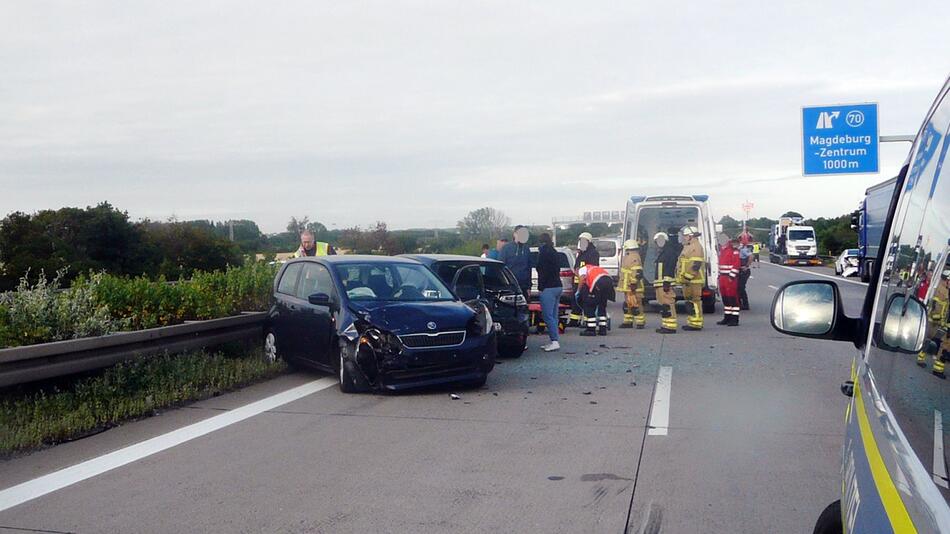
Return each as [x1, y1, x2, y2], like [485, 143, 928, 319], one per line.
[866, 87, 950, 502]
[277, 263, 303, 296]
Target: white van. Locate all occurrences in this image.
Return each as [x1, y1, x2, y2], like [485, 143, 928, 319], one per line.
[592, 236, 622, 281]
[621, 195, 720, 312]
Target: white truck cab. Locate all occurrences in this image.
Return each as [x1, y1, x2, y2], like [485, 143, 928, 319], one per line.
[785, 225, 819, 262]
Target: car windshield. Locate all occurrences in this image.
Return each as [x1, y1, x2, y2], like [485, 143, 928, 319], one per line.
[335, 262, 454, 302]
[788, 230, 815, 240]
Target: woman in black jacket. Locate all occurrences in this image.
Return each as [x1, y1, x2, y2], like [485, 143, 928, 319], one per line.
[536, 233, 563, 352]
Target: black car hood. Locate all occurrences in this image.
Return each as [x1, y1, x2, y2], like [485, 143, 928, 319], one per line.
[348, 300, 475, 335]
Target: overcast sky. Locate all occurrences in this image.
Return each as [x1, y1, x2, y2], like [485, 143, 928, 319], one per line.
[2, 2, 948, 233]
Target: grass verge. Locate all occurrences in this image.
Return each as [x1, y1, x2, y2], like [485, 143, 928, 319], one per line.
[0, 346, 285, 457]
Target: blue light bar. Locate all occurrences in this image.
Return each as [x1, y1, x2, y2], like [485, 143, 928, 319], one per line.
[692, 195, 709, 202]
[629, 196, 646, 204]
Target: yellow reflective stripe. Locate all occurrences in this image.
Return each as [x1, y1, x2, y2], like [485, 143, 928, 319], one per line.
[854, 380, 917, 533]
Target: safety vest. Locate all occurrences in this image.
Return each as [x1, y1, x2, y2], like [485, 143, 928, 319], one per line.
[584, 265, 610, 290]
[752, 243, 760, 254]
[677, 240, 706, 285]
[293, 241, 330, 258]
[619, 251, 644, 293]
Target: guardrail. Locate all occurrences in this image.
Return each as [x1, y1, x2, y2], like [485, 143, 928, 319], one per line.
[0, 312, 267, 388]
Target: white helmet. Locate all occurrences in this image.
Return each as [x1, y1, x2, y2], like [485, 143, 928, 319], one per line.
[578, 232, 593, 241]
[653, 232, 669, 242]
[682, 226, 700, 237]
[623, 239, 639, 250]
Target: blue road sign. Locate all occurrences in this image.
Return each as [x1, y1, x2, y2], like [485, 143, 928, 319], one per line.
[802, 103, 879, 175]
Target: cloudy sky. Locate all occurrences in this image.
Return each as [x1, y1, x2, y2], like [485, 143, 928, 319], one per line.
[2, 1, 948, 233]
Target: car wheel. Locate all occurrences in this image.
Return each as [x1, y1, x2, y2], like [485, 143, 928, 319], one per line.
[498, 342, 526, 358]
[468, 374, 488, 389]
[338, 345, 358, 393]
[263, 331, 278, 363]
[812, 500, 842, 534]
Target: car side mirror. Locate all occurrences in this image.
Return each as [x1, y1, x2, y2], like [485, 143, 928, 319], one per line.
[879, 294, 928, 353]
[771, 281, 861, 342]
[308, 292, 332, 306]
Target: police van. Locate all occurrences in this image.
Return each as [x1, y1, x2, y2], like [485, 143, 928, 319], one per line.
[621, 195, 720, 312]
[771, 77, 950, 532]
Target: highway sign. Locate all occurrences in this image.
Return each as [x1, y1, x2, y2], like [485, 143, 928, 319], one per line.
[802, 103, 879, 175]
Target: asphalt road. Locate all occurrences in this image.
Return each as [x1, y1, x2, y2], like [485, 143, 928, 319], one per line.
[0, 262, 869, 534]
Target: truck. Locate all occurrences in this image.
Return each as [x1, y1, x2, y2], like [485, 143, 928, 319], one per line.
[621, 195, 719, 313]
[768, 216, 821, 265]
[851, 176, 898, 282]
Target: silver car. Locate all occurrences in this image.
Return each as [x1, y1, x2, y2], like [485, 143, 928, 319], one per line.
[528, 246, 576, 303]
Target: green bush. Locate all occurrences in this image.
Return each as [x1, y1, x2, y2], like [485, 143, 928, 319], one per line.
[0, 270, 128, 348]
[0, 348, 285, 455]
[92, 261, 276, 330]
[0, 262, 277, 348]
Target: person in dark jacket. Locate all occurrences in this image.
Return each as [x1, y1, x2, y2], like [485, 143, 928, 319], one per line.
[569, 231, 600, 326]
[652, 232, 680, 333]
[499, 225, 533, 301]
[536, 233, 563, 352]
[652, 232, 679, 283]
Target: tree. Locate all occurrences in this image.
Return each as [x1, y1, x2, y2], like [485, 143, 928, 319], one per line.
[286, 216, 310, 235]
[457, 207, 511, 240]
[781, 211, 804, 219]
[0, 203, 152, 289]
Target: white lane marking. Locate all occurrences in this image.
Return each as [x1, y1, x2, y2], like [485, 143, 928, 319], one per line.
[0, 377, 338, 513]
[647, 366, 673, 436]
[768, 285, 779, 290]
[761, 262, 868, 286]
[935, 410, 949, 489]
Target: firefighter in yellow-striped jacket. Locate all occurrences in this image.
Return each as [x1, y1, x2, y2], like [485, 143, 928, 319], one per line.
[676, 227, 706, 331]
[619, 240, 646, 329]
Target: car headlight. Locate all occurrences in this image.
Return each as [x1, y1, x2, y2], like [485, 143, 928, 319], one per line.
[468, 304, 495, 336]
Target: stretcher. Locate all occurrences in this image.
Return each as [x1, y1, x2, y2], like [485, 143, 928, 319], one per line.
[527, 302, 569, 334]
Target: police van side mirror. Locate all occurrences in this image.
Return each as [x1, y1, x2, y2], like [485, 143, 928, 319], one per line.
[771, 281, 861, 342]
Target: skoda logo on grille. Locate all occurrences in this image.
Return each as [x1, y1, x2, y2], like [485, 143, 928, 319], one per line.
[427, 322, 437, 331]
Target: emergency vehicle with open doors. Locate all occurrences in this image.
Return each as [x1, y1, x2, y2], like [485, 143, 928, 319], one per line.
[621, 195, 720, 313]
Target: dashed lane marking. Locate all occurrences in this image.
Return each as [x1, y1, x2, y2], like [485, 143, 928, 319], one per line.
[647, 366, 673, 436]
[0, 377, 338, 513]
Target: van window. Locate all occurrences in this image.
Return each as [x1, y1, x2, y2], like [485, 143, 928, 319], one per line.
[594, 240, 617, 258]
[277, 263, 303, 296]
[637, 206, 699, 281]
[862, 89, 949, 508]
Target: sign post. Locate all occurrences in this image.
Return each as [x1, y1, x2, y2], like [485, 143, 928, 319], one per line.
[802, 103, 879, 175]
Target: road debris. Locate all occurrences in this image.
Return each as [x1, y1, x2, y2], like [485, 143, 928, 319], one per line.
[450, 393, 461, 400]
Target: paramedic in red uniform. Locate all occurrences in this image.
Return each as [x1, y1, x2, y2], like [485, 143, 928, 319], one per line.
[717, 238, 742, 326]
